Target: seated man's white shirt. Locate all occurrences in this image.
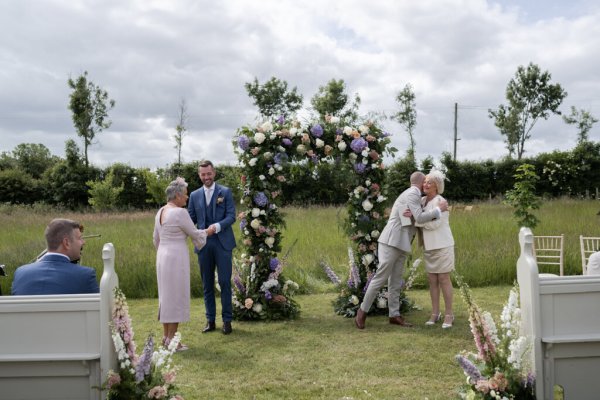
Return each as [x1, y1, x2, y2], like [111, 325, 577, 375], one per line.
[587, 251, 600, 275]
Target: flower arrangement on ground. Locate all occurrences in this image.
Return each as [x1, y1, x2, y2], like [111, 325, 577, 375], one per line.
[455, 276, 536, 400]
[327, 252, 420, 317]
[233, 115, 395, 320]
[102, 287, 184, 400]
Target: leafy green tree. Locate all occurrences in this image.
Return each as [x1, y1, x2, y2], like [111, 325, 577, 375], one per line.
[141, 168, 171, 207]
[393, 84, 417, 163]
[0, 169, 36, 204]
[11, 143, 58, 179]
[489, 63, 567, 160]
[504, 163, 541, 229]
[245, 77, 303, 118]
[44, 139, 98, 209]
[87, 169, 124, 211]
[0, 151, 17, 171]
[173, 98, 188, 174]
[311, 78, 361, 122]
[68, 71, 115, 167]
[562, 106, 598, 144]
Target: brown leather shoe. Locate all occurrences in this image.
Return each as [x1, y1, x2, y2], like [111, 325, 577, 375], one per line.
[355, 308, 367, 329]
[389, 316, 413, 327]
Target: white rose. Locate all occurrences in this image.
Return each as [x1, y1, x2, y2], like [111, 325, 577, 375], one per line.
[349, 153, 357, 162]
[296, 144, 307, 155]
[315, 138, 324, 148]
[276, 165, 283, 171]
[343, 126, 353, 136]
[362, 199, 373, 211]
[376, 195, 386, 203]
[251, 208, 261, 217]
[249, 158, 258, 166]
[337, 141, 347, 151]
[359, 125, 369, 134]
[265, 237, 275, 248]
[259, 175, 266, 180]
[278, 146, 285, 152]
[376, 297, 387, 309]
[254, 132, 266, 144]
[330, 116, 340, 124]
[263, 152, 272, 159]
[362, 253, 374, 266]
[371, 230, 380, 239]
[361, 149, 369, 157]
[268, 167, 275, 175]
[269, 133, 276, 140]
[250, 219, 261, 229]
[350, 295, 359, 305]
[365, 180, 371, 186]
[290, 127, 298, 136]
[252, 303, 263, 313]
[261, 121, 273, 133]
[260, 210, 266, 215]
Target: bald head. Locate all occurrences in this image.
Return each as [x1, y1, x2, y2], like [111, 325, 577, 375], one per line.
[410, 171, 425, 186]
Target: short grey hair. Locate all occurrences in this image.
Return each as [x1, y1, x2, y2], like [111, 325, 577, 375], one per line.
[426, 170, 446, 195]
[165, 177, 188, 202]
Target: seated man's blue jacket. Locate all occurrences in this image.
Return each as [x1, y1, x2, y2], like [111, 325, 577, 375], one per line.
[11, 254, 99, 295]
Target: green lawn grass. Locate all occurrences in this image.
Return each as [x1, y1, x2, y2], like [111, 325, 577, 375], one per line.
[128, 286, 512, 399]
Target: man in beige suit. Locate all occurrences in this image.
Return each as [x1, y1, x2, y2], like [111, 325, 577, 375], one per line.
[355, 171, 448, 329]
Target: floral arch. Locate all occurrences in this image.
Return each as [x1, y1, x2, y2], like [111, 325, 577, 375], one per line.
[232, 115, 397, 320]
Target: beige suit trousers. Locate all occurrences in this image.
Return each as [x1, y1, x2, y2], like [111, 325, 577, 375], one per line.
[360, 242, 407, 317]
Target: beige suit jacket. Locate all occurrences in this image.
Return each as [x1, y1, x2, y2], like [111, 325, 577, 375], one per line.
[416, 194, 454, 250]
[378, 185, 441, 253]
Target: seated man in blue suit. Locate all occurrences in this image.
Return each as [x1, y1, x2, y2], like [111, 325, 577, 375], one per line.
[11, 218, 99, 295]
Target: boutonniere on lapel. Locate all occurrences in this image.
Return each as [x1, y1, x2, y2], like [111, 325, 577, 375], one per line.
[216, 196, 224, 204]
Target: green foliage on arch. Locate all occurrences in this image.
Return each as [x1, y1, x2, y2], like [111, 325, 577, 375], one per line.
[232, 116, 396, 320]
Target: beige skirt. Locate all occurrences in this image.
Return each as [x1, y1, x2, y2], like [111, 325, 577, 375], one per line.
[424, 246, 455, 274]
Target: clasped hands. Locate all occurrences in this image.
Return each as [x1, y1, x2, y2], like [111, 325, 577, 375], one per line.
[402, 199, 449, 218]
[205, 224, 217, 236]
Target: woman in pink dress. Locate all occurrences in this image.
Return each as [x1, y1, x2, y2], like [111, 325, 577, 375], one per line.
[153, 177, 208, 350]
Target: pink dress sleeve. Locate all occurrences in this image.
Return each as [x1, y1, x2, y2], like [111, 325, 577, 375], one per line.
[176, 208, 207, 250]
[153, 208, 162, 249]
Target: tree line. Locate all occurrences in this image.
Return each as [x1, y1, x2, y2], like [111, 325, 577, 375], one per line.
[0, 62, 598, 209]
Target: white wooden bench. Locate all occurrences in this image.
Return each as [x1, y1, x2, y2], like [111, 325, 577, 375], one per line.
[517, 228, 600, 400]
[0, 243, 119, 400]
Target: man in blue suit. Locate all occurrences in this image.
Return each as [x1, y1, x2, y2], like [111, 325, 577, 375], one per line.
[188, 160, 236, 334]
[12, 219, 99, 295]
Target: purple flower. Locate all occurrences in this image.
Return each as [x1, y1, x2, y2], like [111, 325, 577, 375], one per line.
[277, 114, 285, 125]
[274, 152, 288, 165]
[455, 355, 483, 383]
[135, 335, 154, 383]
[281, 138, 292, 147]
[336, 128, 343, 135]
[362, 274, 373, 293]
[321, 262, 341, 285]
[240, 219, 247, 231]
[310, 124, 323, 138]
[350, 263, 361, 289]
[238, 135, 250, 151]
[354, 162, 366, 174]
[254, 192, 268, 207]
[382, 131, 391, 137]
[358, 214, 370, 223]
[310, 154, 319, 165]
[233, 273, 245, 295]
[265, 289, 272, 300]
[270, 258, 280, 271]
[350, 137, 368, 153]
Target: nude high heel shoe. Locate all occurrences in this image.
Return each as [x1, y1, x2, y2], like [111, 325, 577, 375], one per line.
[442, 314, 454, 329]
[425, 312, 442, 326]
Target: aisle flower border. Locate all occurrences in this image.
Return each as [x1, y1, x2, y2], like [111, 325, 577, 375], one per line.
[101, 287, 185, 400]
[455, 276, 536, 399]
[233, 115, 396, 320]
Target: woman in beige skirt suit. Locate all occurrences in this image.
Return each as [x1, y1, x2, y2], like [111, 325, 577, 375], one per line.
[415, 170, 455, 329]
[154, 177, 208, 350]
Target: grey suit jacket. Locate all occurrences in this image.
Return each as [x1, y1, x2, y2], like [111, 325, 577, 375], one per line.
[378, 185, 440, 253]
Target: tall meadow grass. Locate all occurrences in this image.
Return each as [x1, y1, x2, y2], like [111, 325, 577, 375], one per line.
[1, 199, 598, 297]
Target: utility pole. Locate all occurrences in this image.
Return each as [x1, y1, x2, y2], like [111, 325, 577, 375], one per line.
[453, 102, 459, 161]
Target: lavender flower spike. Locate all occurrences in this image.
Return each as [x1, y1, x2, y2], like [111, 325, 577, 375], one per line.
[135, 335, 154, 383]
[455, 355, 483, 383]
[320, 261, 341, 285]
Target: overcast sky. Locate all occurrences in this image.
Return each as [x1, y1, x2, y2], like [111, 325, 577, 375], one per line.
[1, 0, 599, 169]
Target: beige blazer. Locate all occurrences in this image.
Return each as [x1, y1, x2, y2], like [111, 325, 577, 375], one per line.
[378, 185, 441, 253]
[416, 194, 454, 250]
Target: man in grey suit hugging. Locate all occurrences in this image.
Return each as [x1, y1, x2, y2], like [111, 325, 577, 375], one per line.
[355, 171, 448, 329]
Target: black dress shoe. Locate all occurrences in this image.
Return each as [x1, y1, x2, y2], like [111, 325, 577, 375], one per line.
[202, 321, 216, 333]
[222, 321, 232, 335]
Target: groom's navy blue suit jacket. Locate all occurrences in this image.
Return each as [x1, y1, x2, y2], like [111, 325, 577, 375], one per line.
[188, 183, 236, 252]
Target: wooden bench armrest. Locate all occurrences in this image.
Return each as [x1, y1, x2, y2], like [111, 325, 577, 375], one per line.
[0, 353, 101, 362]
[542, 334, 600, 344]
